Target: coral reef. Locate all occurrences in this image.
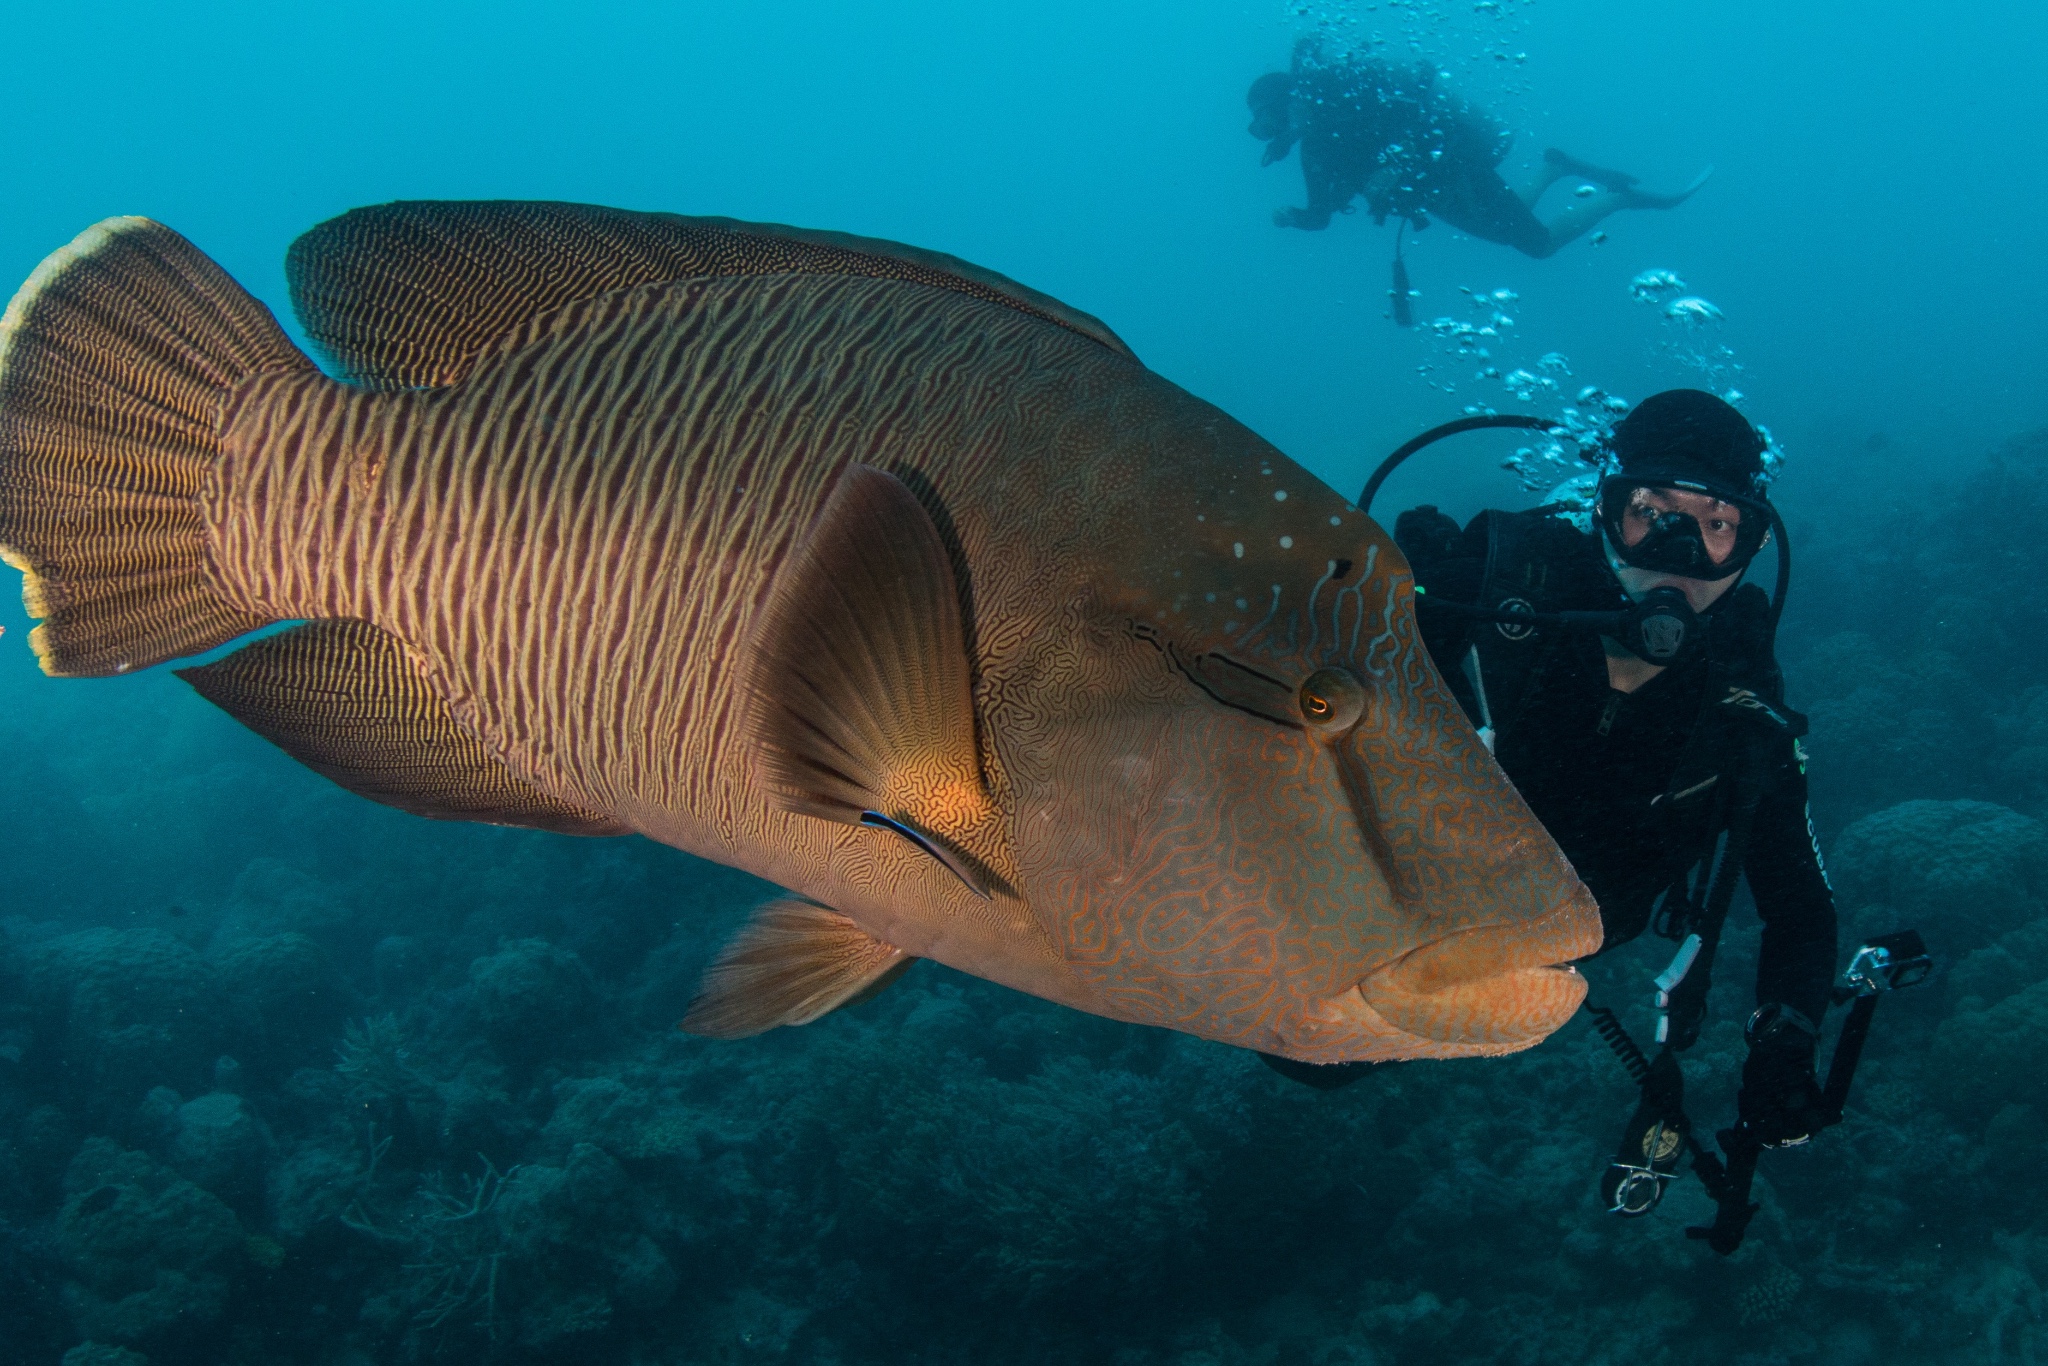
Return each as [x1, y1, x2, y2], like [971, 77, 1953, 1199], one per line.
[1828, 799, 2047, 948]
[4, 429, 2048, 1363]
[25, 931, 225, 1121]
[1735, 1263, 1802, 1326]
[56, 1139, 243, 1349]
[60, 1347, 151, 1366]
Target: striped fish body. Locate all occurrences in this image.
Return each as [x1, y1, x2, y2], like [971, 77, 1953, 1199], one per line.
[0, 206, 1602, 1061]
[212, 271, 1227, 1007]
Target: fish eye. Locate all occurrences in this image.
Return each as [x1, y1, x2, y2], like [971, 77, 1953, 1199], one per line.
[1298, 667, 1365, 735]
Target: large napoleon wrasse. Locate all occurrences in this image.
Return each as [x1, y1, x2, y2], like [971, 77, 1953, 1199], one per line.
[0, 203, 1598, 1062]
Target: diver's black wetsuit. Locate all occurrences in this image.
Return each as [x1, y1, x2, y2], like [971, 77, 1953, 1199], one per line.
[1406, 509, 1839, 1025]
[1249, 39, 1548, 255]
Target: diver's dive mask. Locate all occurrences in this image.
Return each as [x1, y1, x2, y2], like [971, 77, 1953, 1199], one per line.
[1597, 478, 1769, 583]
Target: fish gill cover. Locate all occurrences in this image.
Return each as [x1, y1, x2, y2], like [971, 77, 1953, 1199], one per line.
[0, 0, 2046, 1363]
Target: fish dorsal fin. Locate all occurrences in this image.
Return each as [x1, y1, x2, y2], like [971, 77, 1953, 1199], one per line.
[681, 897, 913, 1039]
[746, 464, 1002, 897]
[176, 619, 630, 837]
[286, 200, 1133, 390]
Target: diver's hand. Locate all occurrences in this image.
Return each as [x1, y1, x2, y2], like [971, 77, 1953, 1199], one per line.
[1737, 1030, 1825, 1148]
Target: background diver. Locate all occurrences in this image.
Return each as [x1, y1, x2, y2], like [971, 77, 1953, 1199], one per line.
[1246, 39, 1708, 260]
[1270, 391, 1839, 1237]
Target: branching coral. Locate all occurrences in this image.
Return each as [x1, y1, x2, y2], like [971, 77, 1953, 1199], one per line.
[334, 1015, 434, 1105]
[342, 1155, 516, 1338]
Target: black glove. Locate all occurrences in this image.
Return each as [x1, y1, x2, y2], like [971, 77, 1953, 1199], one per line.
[1737, 1012, 1826, 1148]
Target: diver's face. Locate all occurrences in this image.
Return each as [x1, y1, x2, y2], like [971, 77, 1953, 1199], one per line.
[1617, 486, 1743, 565]
[1614, 486, 1747, 611]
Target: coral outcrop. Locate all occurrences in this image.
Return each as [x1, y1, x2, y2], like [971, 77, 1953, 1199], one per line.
[6, 429, 2048, 1363]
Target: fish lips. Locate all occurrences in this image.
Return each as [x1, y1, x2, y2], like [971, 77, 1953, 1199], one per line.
[1347, 891, 1603, 1056]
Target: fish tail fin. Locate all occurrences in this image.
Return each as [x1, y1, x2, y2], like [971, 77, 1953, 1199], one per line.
[0, 217, 313, 677]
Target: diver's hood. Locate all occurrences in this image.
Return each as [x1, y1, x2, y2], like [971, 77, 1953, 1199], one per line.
[1599, 389, 1772, 582]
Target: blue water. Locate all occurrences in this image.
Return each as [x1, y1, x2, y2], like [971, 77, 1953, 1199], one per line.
[3, 2, 2047, 1362]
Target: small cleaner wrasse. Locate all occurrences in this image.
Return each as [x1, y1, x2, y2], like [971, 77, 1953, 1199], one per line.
[0, 202, 1599, 1062]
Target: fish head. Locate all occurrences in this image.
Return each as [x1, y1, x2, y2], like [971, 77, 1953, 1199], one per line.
[1004, 459, 1600, 1064]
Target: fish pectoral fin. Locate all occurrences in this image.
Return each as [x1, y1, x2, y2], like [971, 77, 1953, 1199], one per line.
[747, 464, 1005, 888]
[681, 897, 915, 1039]
[176, 619, 629, 837]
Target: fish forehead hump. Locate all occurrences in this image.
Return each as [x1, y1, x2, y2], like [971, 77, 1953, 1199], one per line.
[916, 357, 1582, 1050]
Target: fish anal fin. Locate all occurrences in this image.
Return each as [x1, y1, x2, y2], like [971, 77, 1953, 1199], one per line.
[681, 897, 913, 1039]
[747, 464, 1008, 890]
[176, 619, 629, 837]
[286, 201, 1132, 391]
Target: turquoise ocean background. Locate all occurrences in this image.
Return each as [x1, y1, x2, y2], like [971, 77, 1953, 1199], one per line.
[3, 2, 2048, 1363]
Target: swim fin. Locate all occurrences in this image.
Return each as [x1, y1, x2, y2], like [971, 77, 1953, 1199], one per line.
[1541, 147, 1641, 193]
[1627, 166, 1715, 211]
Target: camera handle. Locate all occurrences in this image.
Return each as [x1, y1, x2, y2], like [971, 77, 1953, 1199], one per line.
[1589, 929, 1931, 1255]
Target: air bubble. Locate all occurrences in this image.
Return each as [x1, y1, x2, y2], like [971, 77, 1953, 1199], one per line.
[1663, 296, 1724, 327]
[1629, 269, 1686, 304]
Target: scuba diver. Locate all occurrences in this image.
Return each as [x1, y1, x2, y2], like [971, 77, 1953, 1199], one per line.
[1267, 390, 1867, 1252]
[1246, 39, 1707, 260]
[1411, 390, 1841, 1243]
